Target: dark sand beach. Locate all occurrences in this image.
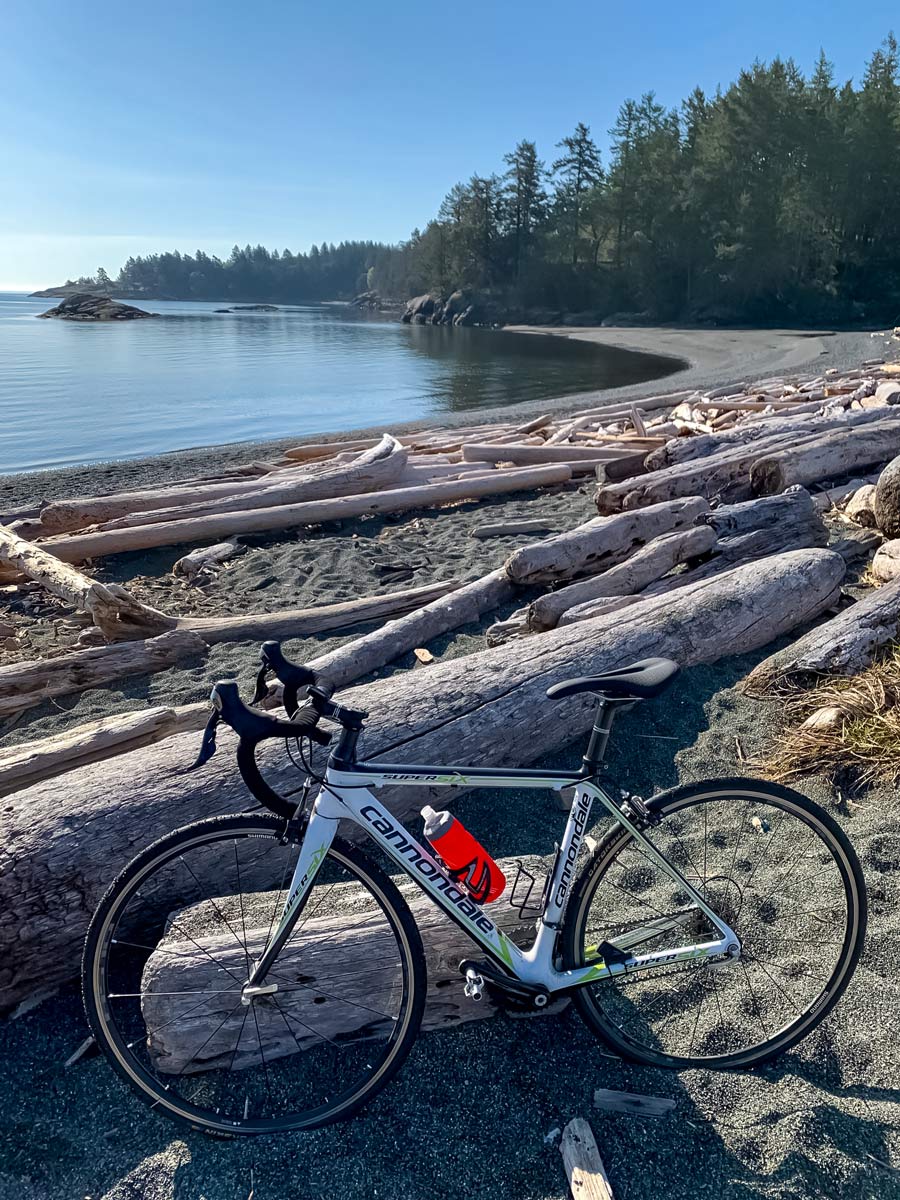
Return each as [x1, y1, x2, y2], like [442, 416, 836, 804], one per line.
[1, 326, 898, 1199]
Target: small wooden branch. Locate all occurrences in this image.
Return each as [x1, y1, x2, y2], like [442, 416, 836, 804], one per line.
[593, 1088, 675, 1118]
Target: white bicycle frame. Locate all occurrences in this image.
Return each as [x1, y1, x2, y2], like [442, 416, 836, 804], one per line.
[258, 761, 741, 994]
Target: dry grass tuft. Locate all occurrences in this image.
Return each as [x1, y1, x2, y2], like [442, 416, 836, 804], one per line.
[764, 643, 900, 784]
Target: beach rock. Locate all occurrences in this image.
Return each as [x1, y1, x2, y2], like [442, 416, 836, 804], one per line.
[231, 303, 278, 311]
[874, 453, 900, 536]
[844, 484, 878, 527]
[875, 382, 900, 406]
[871, 539, 900, 582]
[214, 307, 232, 313]
[37, 293, 155, 321]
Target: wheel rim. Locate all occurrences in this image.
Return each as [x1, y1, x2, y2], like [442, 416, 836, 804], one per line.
[90, 827, 416, 1132]
[571, 787, 861, 1066]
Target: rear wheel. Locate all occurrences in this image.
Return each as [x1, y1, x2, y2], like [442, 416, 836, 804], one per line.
[83, 814, 426, 1135]
[562, 778, 866, 1069]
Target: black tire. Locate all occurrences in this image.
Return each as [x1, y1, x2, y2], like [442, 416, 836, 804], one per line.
[561, 778, 866, 1070]
[83, 814, 427, 1136]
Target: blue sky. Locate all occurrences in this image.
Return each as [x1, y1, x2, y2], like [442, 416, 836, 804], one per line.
[1, 1, 896, 288]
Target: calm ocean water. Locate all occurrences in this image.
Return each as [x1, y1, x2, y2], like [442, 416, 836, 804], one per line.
[0, 292, 677, 474]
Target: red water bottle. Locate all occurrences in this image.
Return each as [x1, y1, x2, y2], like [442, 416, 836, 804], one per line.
[421, 806, 506, 904]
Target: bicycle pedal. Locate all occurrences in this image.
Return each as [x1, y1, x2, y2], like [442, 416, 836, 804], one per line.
[464, 968, 485, 1002]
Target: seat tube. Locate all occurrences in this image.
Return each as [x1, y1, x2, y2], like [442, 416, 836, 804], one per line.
[582, 701, 615, 773]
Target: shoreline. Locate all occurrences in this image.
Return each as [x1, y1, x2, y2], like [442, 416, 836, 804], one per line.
[0, 324, 889, 510]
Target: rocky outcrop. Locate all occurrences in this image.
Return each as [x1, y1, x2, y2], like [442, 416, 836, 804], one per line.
[231, 304, 278, 311]
[401, 291, 482, 327]
[37, 294, 155, 321]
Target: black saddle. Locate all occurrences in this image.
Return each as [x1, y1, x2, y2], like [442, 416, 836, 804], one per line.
[546, 657, 679, 702]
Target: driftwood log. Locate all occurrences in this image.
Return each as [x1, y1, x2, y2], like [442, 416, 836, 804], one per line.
[595, 434, 804, 513]
[36, 435, 410, 535]
[695, 488, 826, 540]
[526, 525, 717, 631]
[470, 519, 557, 539]
[644, 405, 898, 471]
[0, 547, 845, 1009]
[142, 857, 541, 1072]
[504, 497, 709, 585]
[172, 542, 243, 581]
[461, 443, 649, 465]
[0, 524, 174, 641]
[750, 420, 900, 495]
[0, 706, 203, 797]
[95, 436, 411, 528]
[177, 579, 462, 645]
[745, 574, 900, 693]
[33, 465, 573, 563]
[0, 629, 207, 719]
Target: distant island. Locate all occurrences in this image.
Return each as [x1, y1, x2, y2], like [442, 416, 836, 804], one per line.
[37, 294, 156, 321]
[33, 36, 900, 329]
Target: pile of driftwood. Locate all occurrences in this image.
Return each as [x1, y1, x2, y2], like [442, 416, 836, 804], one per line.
[7, 355, 900, 1012]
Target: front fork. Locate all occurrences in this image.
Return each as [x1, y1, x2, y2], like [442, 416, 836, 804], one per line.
[245, 806, 338, 991]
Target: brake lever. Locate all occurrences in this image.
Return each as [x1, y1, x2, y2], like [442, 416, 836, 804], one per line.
[188, 707, 221, 771]
[251, 660, 270, 706]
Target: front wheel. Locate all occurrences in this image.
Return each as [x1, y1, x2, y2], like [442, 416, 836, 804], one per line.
[561, 778, 866, 1070]
[83, 814, 427, 1135]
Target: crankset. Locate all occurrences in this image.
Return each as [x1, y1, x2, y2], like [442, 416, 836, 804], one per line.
[459, 959, 551, 1011]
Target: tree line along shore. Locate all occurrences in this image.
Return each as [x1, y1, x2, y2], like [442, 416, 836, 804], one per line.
[33, 35, 900, 329]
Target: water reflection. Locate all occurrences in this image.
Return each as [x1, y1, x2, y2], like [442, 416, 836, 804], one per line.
[0, 294, 680, 473]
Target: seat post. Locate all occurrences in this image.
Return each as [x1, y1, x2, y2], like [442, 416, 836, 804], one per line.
[582, 697, 618, 774]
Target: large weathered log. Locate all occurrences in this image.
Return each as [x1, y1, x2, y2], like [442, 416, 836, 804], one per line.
[33, 465, 573, 563]
[527, 526, 717, 631]
[0, 523, 175, 641]
[695, 488, 825, 540]
[504, 497, 709, 585]
[178, 579, 462, 645]
[0, 629, 207, 718]
[750, 421, 900, 496]
[595, 435, 803, 513]
[92, 436, 411, 529]
[745, 574, 900, 693]
[0, 548, 845, 1009]
[142, 857, 541, 1072]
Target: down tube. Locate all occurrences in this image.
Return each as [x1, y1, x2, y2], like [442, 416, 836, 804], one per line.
[346, 791, 531, 978]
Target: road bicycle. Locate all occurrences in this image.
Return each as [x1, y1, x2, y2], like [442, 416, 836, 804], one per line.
[83, 643, 867, 1136]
